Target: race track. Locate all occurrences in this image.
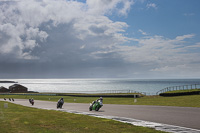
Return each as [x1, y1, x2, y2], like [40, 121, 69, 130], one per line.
[1, 99, 200, 132]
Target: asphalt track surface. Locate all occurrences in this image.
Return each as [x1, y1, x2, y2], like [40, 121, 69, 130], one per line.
[2, 99, 200, 131]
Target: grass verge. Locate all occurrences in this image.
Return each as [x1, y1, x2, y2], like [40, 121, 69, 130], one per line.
[164, 89, 200, 93]
[0, 101, 165, 133]
[0, 94, 200, 107]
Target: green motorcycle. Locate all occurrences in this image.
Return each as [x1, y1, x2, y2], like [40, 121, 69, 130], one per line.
[89, 99, 103, 111]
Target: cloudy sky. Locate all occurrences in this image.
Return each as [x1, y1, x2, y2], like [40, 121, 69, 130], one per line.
[0, 0, 200, 79]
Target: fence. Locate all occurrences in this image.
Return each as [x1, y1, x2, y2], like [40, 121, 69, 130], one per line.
[156, 84, 200, 95]
[0, 90, 146, 95]
[62, 90, 147, 95]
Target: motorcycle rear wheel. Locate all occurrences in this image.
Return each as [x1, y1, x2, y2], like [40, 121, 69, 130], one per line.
[89, 106, 92, 111]
[95, 107, 99, 111]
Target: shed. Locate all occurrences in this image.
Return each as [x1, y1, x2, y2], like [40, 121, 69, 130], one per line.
[9, 84, 28, 93]
[0, 86, 10, 93]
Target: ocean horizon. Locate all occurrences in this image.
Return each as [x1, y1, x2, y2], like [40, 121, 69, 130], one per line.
[1, 78, 200, 95]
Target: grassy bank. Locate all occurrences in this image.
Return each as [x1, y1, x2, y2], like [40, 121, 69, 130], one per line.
[0, 101, 165, 133]
[159, 89, 200, 97]
[162, 89, 200, 94]
[0, 94, 200, 107]
[164, 89, 200, 93]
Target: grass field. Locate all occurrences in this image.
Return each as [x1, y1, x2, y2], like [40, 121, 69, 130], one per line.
[0, 94, 200, 107]
[0, 93, 199, 132]
[0, 101, 165, 133]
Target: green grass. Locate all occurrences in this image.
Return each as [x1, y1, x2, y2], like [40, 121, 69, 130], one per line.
[1, 94, 200, 107]
[129, 95, 200, 107]
[0, 101, 165, 133]
[164, 89, 200, 93]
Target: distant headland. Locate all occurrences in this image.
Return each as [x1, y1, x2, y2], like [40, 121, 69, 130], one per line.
[0, 81, 18, 83]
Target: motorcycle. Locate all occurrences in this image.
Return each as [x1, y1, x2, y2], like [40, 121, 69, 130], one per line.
[57, 99, 64, 109]
[29, 98, 34, 105]
[89, 99, 103, 111]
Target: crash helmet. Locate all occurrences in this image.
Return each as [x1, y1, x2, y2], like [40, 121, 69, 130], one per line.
[100, 97, 103, 100]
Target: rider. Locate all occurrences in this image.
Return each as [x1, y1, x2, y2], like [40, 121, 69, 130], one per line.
[31, 98, 34, 103]
[29, 98, 34, 105]
[92, 97, 103, 105]
[58, 97, 64, 104]
[98, 97, 103, 102]
[57, 97, 64, 108]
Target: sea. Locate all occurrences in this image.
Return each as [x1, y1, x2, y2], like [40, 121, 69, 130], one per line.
[1, 79, 200, 95]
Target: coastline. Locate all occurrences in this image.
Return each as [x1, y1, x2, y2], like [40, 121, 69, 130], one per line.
[0, 81, 17, 83]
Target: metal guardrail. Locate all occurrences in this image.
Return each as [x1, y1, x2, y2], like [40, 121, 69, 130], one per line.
[156, 84, 200, 95]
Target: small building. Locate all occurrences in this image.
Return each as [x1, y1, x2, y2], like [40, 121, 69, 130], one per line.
[0, 86, 10, 93]
[9, 84, 28, 93]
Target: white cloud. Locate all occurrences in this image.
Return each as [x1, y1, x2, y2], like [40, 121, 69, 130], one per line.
[110, 34, 200, 68]
[88, 33, 200, 71]
[118, 0, 134, 16]
[183, 13, 195, 16]
[138, 29, 147, 35]
[86, 0, 133, 16]
[0, 0, 131, 60]
[175, 34, 195, 41]
[146, 3, 157, 9]
[184, 42, 200, 49]
[195, 42, 200, 45]
[150, 63, 200, 78]
[150, 65, 186, 72]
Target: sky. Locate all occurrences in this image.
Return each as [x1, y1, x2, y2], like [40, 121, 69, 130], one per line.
[0, 0, 200, 79]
